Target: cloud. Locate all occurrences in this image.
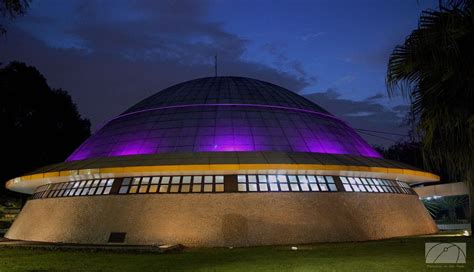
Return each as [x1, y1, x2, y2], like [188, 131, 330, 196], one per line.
[301, 32, 325, 41]
[305, 89, 410, 146]
[366, 92, 385, 100]
[336, 73, 356, 84]
[1, 0, 309, 130]
[1, 1, 406, 148]
[261, 42, 313, 83]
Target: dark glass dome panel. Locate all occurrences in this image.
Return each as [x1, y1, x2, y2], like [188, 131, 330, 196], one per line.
[67, 77, 380, 161]
[123, 77, 329, 115]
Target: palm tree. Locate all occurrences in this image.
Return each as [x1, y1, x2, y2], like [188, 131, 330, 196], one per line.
[386, 0, 474, 227]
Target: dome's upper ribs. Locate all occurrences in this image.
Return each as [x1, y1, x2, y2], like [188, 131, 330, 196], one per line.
[122, 76, 329, 115]
[112, 103, 345, 125]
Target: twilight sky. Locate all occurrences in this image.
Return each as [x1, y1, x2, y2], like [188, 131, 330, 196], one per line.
[0, 0, 438, 146]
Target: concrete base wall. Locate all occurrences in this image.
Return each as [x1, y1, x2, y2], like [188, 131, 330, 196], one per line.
[6, 193, 438, 247]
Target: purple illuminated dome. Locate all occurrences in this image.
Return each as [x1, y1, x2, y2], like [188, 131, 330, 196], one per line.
[68, 76, 380, 160]
[6, 76, 440, 247]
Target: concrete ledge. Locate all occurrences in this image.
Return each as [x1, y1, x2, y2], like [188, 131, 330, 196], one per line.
[414, 182, 468, 198]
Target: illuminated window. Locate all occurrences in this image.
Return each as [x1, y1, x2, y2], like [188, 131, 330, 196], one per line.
[170, 185, 180, 193]
[149, 184, 158, 193]
[237, 175, 246, 183]
[119, 178, 131, 194]
[204, 176, 213, 183]
[215, 176, 224, 192]
[204, 184, 213, 192]
[193, 176, 202, 192]
[103, 187, 111, 195]
[96, 186, 105, 195]
[237, 175, 246, 192]
[182, 176, 191, 184]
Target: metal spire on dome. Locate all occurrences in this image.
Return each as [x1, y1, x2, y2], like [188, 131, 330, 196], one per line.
[214, 54, 217, 77]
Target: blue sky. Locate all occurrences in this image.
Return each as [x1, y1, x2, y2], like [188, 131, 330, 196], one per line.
[0, 0, 438, 146]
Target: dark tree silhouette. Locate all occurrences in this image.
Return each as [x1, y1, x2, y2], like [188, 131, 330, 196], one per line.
[0, 62, 90, 197]
[374, 142, 425, 171]
[375, 141, 448, 182]
[386, 1, 474, 224]
[0, 0, 30, 35]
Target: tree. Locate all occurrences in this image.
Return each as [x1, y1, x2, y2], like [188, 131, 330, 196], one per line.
[374, 141, 449, 181]
[0, 62, 91, 197]
[386, 0, 474, 226]
[374, 141, 425, 171]
[0, 0, 30, 35]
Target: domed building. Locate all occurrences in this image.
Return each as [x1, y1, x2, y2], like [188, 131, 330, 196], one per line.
[6, 77, 438, 246]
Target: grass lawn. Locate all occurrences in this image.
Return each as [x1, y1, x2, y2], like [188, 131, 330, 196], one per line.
[0, 235, 473, 271]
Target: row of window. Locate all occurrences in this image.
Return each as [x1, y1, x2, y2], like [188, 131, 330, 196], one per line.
[118, 176, 224, 194]
[237, 175, 338, 192]
[340, 177, 412, 194]
[32, 179, 114, 199]
[31, 175, 414, 199]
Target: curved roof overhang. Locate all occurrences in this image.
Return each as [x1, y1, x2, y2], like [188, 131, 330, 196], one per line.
[6, 151, 439, 194]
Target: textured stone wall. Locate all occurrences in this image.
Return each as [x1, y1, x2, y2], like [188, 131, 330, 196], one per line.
[6, 193, 437, 247]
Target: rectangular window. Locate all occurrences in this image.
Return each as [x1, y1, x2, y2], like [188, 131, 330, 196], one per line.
[248, 183, 258, 192]
[122, 178, 131, 185]
[171, 176, 180, 184]
[259, 183, 268, 191]
[268, 175, 277, 183]
[204, 176, 213, 183]
[310, 183, 319, 191]
[129, 186, 138, 194]
[280, 183, 289, 191]
[132, 177, 140, 185]
[288, 176, 298, 183]
[238, 183, 247, 192]
[215, 184, 224, 192]
[100, 179, 107, 186]
[74, 188, 82, 196]
[170, 185, 180, 193]
[215, 176, 224, 184]
[163, 177, 172, 185]
[277, 175, 287, 183]
[139, 184, 148, 193]
[307, 176, 316, 183]
[328, 184, 337, 191]
[151, 177, 160, 184]
[182, 176, 191, 184]
[248, 175, 257, 183]
[149, 184, 158, 193]
[96, 187, 105, 195]
[118, 186, 129, 194]
[269, 183, 279, 191]
[107, 179, 115, 186]
[192, 176, 202, 192]
[103, 187, 111, 195]
[89, 187, 97, 195]
[204, 184, 213, 192]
